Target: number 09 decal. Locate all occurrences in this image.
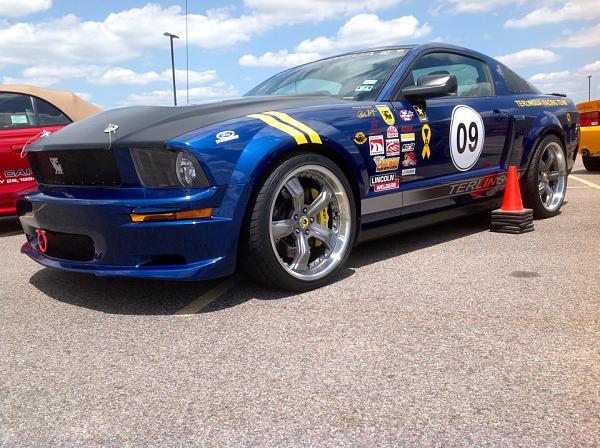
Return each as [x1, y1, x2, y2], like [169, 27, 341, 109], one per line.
[450, 105, 485, 171]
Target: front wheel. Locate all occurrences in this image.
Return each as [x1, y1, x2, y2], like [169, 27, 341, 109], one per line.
[241, 152, 356, 291]
[522, 135, 568, 218]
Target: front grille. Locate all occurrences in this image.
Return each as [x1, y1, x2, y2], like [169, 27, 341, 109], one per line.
[28, 149, 121, 186]
[31, 230, 95, 262]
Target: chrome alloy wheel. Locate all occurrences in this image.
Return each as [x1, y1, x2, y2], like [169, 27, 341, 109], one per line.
[537, 141, 567, 212]
[268, 165, 352, 282]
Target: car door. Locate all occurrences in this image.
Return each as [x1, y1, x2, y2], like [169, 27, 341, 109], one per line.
[0, 93, 69, 211]
[390, 51, 511, 207]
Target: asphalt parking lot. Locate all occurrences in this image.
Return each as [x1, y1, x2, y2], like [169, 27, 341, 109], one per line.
[1, 158, 599, 447]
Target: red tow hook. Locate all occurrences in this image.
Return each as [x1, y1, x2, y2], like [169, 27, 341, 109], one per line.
[36, 229, 48, 253]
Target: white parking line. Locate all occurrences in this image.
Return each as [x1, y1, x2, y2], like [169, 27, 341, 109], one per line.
[570, 175, 600, 190]
[174, 276, 239, 316]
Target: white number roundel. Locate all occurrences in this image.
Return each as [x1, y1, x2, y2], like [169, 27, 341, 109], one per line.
[450, 105, 485, 171]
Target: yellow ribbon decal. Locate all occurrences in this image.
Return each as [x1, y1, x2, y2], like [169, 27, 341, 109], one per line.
[421, 124, 431, 159]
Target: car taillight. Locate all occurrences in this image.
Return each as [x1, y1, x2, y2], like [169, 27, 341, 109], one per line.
[580, 111, 599, 127]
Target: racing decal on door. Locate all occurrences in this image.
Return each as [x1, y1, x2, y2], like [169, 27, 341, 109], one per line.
[449, 105, 485, 171]
[376, 105, 395, 126]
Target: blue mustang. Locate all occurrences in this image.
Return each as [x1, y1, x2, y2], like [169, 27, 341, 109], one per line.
[19, 43, 579, 290]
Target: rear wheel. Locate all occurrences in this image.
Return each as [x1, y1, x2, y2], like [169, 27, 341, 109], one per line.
[242, 152, 356, 291]
[582, 155, 600, 171]
[522, 135, 567, 218]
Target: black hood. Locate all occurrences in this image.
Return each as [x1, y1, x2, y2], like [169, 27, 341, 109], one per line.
[27, 94, 345, 151]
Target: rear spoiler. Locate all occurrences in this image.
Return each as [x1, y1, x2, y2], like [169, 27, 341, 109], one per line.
[550, 92, 567, 97]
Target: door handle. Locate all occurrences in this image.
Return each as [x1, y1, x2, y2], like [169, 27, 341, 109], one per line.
[491, 109, 509, 122]
[11, 144, 24, 152]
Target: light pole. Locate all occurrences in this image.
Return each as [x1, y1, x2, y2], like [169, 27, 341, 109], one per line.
[588, 75, 592, 102]
[163, 32, 179, 106]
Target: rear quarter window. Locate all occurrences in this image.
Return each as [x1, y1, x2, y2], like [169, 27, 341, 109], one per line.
[34, 97, 71, 126]
[497, 64, 540, 94]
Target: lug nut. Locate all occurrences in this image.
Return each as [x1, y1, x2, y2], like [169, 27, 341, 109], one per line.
[294, 214, 298, 220]
[303, 208, 307, 213]
[295, 228, 300, 234]
[305, 230, 309, 235]
[310, 217, 314, 222]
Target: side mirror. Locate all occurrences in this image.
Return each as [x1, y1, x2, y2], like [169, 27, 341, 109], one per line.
[401, 74, 458, 100]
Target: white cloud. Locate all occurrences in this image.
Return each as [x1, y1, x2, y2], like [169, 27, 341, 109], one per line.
[528, 59, 600, 101]
[0, 0, 51, 17]
[244, 0, 399, 22]
[0, 4, 269, 67]
[240, 13, 431, 68]
[529, 70, 570, 82]
[551, 23, 600, 48]
[495, 48, 560, 68]
[239, 50, 321, 68]
[2, 64, 218, 87]
[74, 92, 92, 101]
[505, 0, 600, 28]
[441, 0, 524, 13]
[121, 83, 238, 106]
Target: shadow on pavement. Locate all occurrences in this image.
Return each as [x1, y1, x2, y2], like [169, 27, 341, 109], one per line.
[0, 217, 23, 237]
[29, 213, 490, 316]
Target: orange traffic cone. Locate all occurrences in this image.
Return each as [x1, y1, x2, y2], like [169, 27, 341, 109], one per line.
[490, 166, 534, 234]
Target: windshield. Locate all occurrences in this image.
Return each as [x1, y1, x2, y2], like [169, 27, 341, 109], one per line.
[245, 49, 409, 101]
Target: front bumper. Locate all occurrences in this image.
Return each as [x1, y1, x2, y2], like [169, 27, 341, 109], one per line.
[19, 184, 246, 280]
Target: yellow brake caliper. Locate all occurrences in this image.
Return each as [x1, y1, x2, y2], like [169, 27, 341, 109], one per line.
[310, 188, 329, 247]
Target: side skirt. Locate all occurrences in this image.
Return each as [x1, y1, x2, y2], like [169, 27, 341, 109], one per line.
[356, 198, 501, 244]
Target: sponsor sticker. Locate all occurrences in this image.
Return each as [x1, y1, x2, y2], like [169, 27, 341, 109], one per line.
[386, 125, 398, 139]
[401, 133, 415, 142]
[355, 85, 374, 92]
[354, 131, 367, 145]
[402, 168, 416, 176]
[374, 156, 400, 172]
[402, 142, 415, 152]
[370, 173, 399, 192]
[363, 79, 378, 85]
[403, 152, 417, 167]
[386, 138, 400, 157]
[413, 105, 428, 122]
[566, 112, 571, 123]
[376, 105, 395, 126]
[369, 135, 385, 156]
[216, 130, 239, 144]
[400, 125, 413, 132]
[421, 124, 432, 159]
[514, 98, 568, 107]
[354, 107, 376, 119]
[399, 109, 415, 121]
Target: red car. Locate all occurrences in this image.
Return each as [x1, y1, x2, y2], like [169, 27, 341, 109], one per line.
[0, 85, 100, 216]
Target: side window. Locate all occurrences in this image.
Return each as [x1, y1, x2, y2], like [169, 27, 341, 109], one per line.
[0, 93, 36, 129]
[404, 52, 494, 98]
[34, 97, 71, 126]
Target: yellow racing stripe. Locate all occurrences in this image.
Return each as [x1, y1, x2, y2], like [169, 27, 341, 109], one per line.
[263, 111, 323, 144]
[247, 113, 308, 145]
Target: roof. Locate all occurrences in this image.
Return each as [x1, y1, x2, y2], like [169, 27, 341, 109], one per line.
[0, 84, 101, 121]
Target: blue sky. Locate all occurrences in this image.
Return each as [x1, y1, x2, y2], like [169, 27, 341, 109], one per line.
[0, 0, 598, 108]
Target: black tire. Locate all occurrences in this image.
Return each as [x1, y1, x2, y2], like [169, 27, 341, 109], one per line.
[582, 155, 600, 171]
[240, 152, 356, 291]
[522, 135, 567, 219]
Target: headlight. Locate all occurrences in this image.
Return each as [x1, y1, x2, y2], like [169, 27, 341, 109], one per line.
[130, 148, 209, 188]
